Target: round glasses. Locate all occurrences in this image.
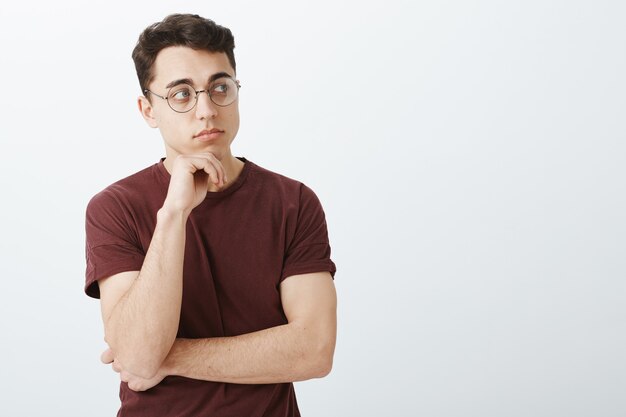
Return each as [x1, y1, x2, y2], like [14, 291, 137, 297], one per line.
[144, 77, 241, 113]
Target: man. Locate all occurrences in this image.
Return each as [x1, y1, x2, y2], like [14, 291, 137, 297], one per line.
[84, 13, 337, 417]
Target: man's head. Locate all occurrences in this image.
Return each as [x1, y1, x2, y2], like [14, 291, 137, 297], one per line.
[132, 14, 240, 164]
[132, 14, 236, 95]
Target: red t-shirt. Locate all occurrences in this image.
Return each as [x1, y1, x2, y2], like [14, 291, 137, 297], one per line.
[85, 157, 336, 417]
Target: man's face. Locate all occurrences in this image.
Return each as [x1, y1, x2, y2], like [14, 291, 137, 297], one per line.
[139, 46, 240, 162]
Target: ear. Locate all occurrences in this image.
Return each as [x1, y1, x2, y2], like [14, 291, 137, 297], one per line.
[138, 96, 159, 128]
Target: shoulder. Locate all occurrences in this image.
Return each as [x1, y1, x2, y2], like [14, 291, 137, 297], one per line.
[243, 160, 328, 231]
[86, 163, 164, 215]
[246, 160, 318, 201]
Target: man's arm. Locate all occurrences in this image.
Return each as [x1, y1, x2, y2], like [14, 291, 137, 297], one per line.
[164, 271, 337, 384]
[99, 154, 226, 379]
[99, 208, 186, 379]
[105, 271, 336, 389]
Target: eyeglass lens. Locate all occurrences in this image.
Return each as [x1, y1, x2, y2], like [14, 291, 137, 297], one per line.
[167, 78, 239, 112]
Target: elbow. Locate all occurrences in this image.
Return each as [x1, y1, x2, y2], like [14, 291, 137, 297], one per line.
[310, 357, 333, 379]
[110, 347, 164, 379]
[104, 333, 168, 379]
[122, 355, 163, 380]
[310, 344, 334, 378]
[298, 336, 335, 380]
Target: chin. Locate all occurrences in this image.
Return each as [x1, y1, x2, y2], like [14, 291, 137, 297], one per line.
[199, 145, 229, 161]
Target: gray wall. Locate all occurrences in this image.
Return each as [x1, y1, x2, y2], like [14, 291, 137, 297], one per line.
[0, 0, 624, 415]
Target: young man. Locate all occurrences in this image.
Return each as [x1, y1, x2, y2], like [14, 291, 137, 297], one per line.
[84, 14, 337, 417]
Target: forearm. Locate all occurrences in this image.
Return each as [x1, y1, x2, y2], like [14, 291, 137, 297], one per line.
[163, 322, 335, 384]
[105, 208, 187, 377]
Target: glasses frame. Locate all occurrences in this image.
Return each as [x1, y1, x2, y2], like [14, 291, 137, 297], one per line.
[144, 77, 241, 113]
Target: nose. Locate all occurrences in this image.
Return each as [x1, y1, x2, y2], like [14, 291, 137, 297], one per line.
[195, 90, 218, 119]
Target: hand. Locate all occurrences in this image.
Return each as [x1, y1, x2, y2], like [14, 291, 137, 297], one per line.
[101, 347, 167, 392]
[163, 153, 227, 215]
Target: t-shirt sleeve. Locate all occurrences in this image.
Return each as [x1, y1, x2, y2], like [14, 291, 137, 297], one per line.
[281, 184, 336, 281]
[84, 189, 145, 299]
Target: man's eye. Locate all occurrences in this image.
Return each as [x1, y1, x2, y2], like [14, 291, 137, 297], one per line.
[171, 88, 192, 101]
[211, 84, 228, 95]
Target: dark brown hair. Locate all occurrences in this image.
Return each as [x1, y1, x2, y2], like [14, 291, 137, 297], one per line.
[132, 13, 236, 95]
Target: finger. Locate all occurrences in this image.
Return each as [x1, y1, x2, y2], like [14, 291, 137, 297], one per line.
[184, 155, 221, 185]
[100, 348, 114, 364]
[128, 378, 148, 392]
[120, 371, 130, 383]
[193, 153, 226, 185]
[201, 159, 221, 185]
[176, 154, 226, 187]
[206, 154, 226, 185]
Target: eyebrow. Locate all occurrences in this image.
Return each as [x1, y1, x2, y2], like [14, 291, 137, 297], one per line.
[165, 72, 234, 89]
[165, 78, 194, 89]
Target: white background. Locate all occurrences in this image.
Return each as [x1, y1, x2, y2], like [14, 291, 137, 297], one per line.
[0, 0, 624, 416]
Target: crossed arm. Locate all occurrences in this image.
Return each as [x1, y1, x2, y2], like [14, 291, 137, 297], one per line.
[97, 154, 337, 391]
[101, 269, 336, 391]
[100, 267, 336, 391]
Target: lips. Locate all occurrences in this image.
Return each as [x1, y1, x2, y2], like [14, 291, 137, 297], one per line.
[194, 128, 223, 138]
[194, 129, 224, 142]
